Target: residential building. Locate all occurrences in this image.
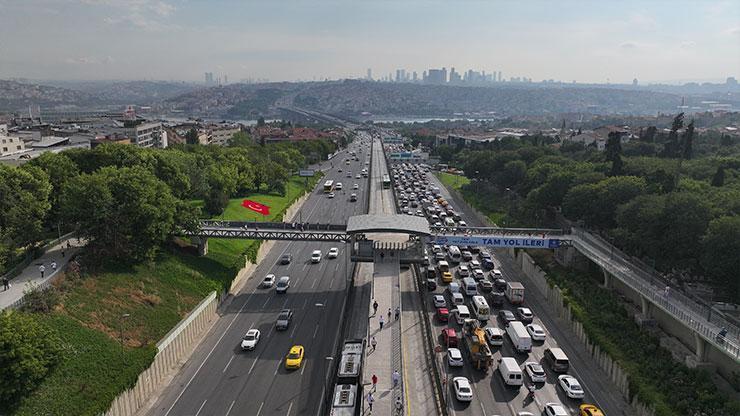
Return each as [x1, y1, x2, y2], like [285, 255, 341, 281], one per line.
[209, 124, 241, 146]
[0, 124, 26, 157]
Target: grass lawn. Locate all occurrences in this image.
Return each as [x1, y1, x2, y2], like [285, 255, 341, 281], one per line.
[10, 175, 320, 416]
[436, 171, 470, 191]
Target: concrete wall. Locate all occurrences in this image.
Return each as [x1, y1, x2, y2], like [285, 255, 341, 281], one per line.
[512, 250, 655, 416]
[105, 292, 218, 416]
[103, 185, 315, 416]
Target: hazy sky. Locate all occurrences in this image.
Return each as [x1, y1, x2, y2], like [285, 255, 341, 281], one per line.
[1, 0, 738, 84]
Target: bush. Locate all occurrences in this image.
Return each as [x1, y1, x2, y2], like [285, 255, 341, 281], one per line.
[0, 310, 62, 411]
[20, 284, 60, 314]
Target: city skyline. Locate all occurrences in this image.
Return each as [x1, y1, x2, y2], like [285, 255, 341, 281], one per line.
[0, 1, 738, 83]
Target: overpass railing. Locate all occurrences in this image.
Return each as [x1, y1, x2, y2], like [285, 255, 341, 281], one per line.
[430, 225, 572, 239]
[571, 227, 740, 360]
[198, 220, 346, 232]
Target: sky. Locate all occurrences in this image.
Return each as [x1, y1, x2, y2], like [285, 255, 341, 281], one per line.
[0, 0, 738, 84]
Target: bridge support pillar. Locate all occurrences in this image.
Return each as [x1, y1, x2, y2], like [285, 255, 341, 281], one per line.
[195, 237, 208, 256]
[601, 267, 612, 289]
[694, 332, 707, 362]
[640, 295, 651, 317]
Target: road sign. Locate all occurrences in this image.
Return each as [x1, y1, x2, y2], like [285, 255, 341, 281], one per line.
[433, 235, 561, 249]
[299, 170, 315, 177]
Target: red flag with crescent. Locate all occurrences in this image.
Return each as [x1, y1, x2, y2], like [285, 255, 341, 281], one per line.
[241, 199, 270, 216]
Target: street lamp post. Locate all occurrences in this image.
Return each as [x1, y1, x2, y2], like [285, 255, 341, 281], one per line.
[119, 313, 130, 366]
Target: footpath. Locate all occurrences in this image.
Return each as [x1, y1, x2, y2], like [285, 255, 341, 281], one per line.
[0, 237, 83, 310]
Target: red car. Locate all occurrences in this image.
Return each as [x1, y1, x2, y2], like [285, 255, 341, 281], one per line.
[437, 307, 450, 322]
[441, 328, 458, 347]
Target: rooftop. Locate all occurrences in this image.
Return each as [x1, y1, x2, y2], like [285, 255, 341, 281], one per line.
[346, 214, 431, 235]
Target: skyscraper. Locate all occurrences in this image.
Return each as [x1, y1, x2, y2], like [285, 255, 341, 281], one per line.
[498, 71, 502, 82]
[204, 72, 214, 84]
[367, 68, 373, 80]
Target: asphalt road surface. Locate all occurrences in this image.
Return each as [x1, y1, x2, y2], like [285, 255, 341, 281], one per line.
[146, 138, 372, 416]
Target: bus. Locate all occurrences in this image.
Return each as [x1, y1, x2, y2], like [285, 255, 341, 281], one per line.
[324, 180, 335, 193]
[382, 174, 391, 189]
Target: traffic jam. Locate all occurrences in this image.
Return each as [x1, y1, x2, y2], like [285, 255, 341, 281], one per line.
[388, 156, 604, 416]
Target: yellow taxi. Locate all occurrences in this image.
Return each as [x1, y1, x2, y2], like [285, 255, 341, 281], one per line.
[285, 345, 304, 370]
[579, 404, 605, 416]
[442, 271, 453, 283]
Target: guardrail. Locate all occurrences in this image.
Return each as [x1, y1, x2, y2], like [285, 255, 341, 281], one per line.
[572, 228, 740, 361]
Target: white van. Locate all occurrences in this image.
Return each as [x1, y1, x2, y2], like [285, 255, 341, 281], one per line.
[452, 292, 465, 306]
[437, 260, 450, 272]
[462, 277, 478, 296]
[448, 282, 461, 294]
[506, 321, 532, 353]
[454, 305, 471, 324]
[471, 295, 490, 321]
[444, 217, 456, 227]
[448, 246, 461, 263]
[498, 357, 524, 386]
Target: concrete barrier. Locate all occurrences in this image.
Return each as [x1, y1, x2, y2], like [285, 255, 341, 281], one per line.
[514, 250, 656, 416]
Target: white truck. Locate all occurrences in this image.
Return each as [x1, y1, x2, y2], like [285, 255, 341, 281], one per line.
[505, 281, 525, 305]
[506, 321, 532, 353]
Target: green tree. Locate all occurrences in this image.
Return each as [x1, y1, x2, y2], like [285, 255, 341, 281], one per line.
[61, 166, 187, 262]
[563, 176, 646, 229]
[185, 128, 199, 145]
[0, 165, 52, 260]
[229, 131, 253, 147]
[605, 132, 623, 176]
[500, 160, 527, 189]
[0, 311, 62, 410]
[711, 166, 726, 187]
[257, 116, 266, 127]
[661, 112, 684, 158]
[26, 152, 80, 219]
[701, 216, 740, 303]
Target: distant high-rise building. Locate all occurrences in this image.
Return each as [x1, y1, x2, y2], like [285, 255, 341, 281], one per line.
[412, 71, 418, 82]
[224, 75, 228, 84]
[367, 68, 372, 80]
[204, 72, 214, 84]
[449, 67, 461, 83]
[727, 76, 738, 86]
[396, 69, 402, 82]
[425, 68, 447, 84]
[498, 71, 502, 82]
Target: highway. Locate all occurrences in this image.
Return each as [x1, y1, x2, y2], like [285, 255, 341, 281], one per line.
[145, 138, 371, 416]
[391, 161, 629, 416]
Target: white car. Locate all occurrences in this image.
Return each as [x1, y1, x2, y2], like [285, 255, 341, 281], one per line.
[492, 269, 503, 278]
[458, 265, 470, 277]
[311, 250, 322, 263]
[526, 324, 546, 341]
[328, 192, 335, 198]
[453, 377, 473, 402]
[336, 182, 343, 190]
[353, 183, 359, 189]
[447, 348, 464, 367]
[544, 402, 569, 416]
[432, 294, 446, 308]
[241, 329, 260, 350]
[558, 375, 585, 399]
[472, 268, 485, 280]
[328, 247, 339, 258]
[470, 260, 481, 269]
[524, 361, 546, 383]
[261, 274, 276, 288]
[459, 220, 467, 227]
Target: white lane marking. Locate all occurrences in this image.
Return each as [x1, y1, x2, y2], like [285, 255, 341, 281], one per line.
[274, 360, 281, 375]
[334, 263, 339, 272]
[248, 358, 258, 375]
[311, 279, 317, 289]
[225, 400, 235, 416]
[300, 361, 307, 375]
[256, 402, 264, 416]
[286, 401, 293, 416]
[195, 400, 207, 416]
[281, 298, 289, 309]
[302, 298, 308, 309]
[163, 290, 255, 416]
[222, 355, 235, 373]
[290, 323, 298, 338]
[302, 263, 308, 271]
[313, 323, 320, 339]
[262, 295, 272, 309]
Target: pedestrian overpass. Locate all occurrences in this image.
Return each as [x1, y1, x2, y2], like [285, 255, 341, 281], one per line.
[183, 214, 571, 262]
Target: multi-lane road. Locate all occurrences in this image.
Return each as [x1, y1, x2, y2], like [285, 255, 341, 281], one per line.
[146, 139, 372, 416]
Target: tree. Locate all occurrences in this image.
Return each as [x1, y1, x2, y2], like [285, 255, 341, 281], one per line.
[0, 311, 62, 409]
[229, 131, 253, 147]
[60, 166, 187, 262]
[711, 166, 726, 187]
[26, 152, 80, 221]
[605, 132, 623, 176]
[701, 216, 740, 303]
[563, 176, 646, 229]
[185, 128, 199, 145]
[661, 112, 684, 158]
[500, 160, 527, 189]
[257, 116, 266, 127]
[680, 120, 695, 160]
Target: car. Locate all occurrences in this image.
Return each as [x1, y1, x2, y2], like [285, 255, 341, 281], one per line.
[432, 245, 443, 253]
[579, 404, 605, 416]
[459, 220, 467, 227]
[545, 403, 569, 416]
[353, 183, 359, 189]
[436, 307, 449, 322]
[479, 252, 492, 261]
[241, 329, 260, 350]
[526, 324, 546, 341]
[524, 361, 546, 383]
[276, 276, 290, 293]
[470, 260, 481, 269]
[328, 192, 335, 198]
[432, 294, 446, 308]
[328, 247, 339, 259]
[458, 265, 470, 278]
[472, 268, 485, 280]
[499, 309, 516, 324]
[276, 309, 293, 330]
[493, 277, 507, 290]
[261, 274, 276, 288]
[482, 258, 495, 270]
[434, 252, 446, 261]
[447, 348, 464, 367]
[337, 168, 342, 172]
[491, 269, 503, 279]
[461, 250, 473, 261]
[285, 345, 305, 369]
[558, 375, 585, 399]
[442, 271, 453, 283]
[355, 174, 361, 179]
[484, 326, 504, 346]
[279, 253, 292, 265]
[350, 193, 358, 202]
[453, 377, 473, 402]
[517, 307, 534, 323]
[478, 279, 493, 292]
[441, 328, 458, 347]
[311, 250, 322, 263]
[336, 182, 343, 190]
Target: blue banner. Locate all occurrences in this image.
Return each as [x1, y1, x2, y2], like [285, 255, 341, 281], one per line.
[433, 235, 561, 249]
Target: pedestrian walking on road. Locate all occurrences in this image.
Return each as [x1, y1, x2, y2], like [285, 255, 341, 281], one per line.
[366, 392, 374, 412]
[371, 336, 377, 351]
[664, 285, 670, 297]
[387, 308, 392, 321]
[395, 396, 404, 414]
[39, 264, 45, 278]
[392, 369, 400, 388]
[372, 300, 378, 316]
[371, 374, 378, 391]
[2, 277, 9, 291]
[67, 241, 72, 249]
[51, 261, 57, 272]
[379, 315, 385, 330]
[395, 306, 400, 321]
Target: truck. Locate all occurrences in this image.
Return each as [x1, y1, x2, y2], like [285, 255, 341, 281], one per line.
[462, 319, 494, 371]
[505, 282, 525, 305]
[506, 321, 532, 353]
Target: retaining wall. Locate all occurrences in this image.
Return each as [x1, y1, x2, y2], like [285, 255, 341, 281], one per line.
[512, 249, 655, 416]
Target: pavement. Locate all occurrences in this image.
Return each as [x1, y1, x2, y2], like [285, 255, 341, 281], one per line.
[0, 237, 82, 310]
[144, 141, 370, 416]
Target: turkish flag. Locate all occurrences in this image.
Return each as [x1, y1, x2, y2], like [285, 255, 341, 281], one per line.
[241, 199, 270, 216]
